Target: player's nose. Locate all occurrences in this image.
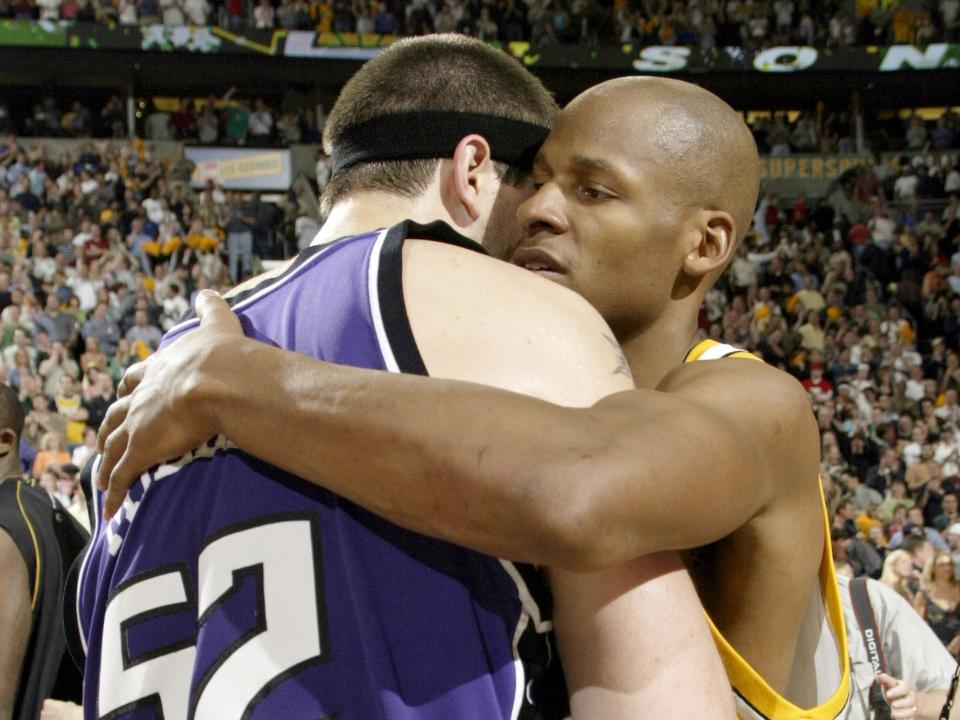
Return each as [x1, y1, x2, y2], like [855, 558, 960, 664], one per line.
[518, 183, 568, 236]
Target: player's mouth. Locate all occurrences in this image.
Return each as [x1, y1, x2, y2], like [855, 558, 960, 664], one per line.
[511, 247, 567, 280]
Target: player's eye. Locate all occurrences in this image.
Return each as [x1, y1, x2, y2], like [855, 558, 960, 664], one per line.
[580, 185, 612, 201]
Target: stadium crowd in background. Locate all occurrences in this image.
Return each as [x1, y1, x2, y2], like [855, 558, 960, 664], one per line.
[0, 130, 313, 533]
[1, 92, 960, 655]
[0, 0, 958, 47]
[1, 94, 959, 154]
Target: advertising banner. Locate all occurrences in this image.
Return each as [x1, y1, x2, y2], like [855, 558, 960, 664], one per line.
[186, 146, 291, 190]
[0, 21, 956, 76]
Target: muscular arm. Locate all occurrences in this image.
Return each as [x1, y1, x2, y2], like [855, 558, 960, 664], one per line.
[102, 316, 814, 570]
[0, 529, 31, 720]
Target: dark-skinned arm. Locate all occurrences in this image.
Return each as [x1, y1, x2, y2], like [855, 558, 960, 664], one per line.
[99, 292, 816, 571]
[0, 529, 31, 720]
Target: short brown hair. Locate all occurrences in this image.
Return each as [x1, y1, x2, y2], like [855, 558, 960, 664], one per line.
[320, 34, 557, 219]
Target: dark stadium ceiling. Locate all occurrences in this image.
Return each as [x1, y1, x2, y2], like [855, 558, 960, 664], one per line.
[1, 46, 957, 112]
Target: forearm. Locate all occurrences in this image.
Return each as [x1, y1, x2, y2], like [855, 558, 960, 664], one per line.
[206, 339, 602, 568]
[917, 688, 952, 720]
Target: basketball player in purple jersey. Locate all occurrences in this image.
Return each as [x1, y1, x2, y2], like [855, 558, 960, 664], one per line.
[75, 37, 732, 720]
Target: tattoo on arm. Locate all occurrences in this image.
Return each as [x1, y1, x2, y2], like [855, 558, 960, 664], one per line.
[604, 335, 633, 380]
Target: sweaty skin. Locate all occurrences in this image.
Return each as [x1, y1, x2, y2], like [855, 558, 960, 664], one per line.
[100, 78, 829, 704]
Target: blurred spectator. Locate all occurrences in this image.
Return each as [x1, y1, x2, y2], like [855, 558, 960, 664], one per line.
[30, 431, 69, 478]
[834, 525, 884, 577]
[170, 100, 197, 141]
[880, 548, 919, 603]
[125, 308, 163, 356]
[223, 191, 255, 282]
[144, 102, 173, 141]
[248, 99, 274, 146]
[254, 0, 275, 27]
[161, 0, 186, 25]
[914, 549, 960, 652]
[36, 0, 61, 18]
[183, 0, 210, 23]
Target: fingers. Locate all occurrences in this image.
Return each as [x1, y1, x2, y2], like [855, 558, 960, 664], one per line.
[117, 361, 146, 399]
[889, 701, 917, 720]
[879, 675, 916, 720]
[97, 397, 129, 470]
[102, 455, 130, 521]
[98, 428, 130, 519]
[195, 289, 243, 335]
[104, 448, 144, 520]
[878, 673, 901, 691]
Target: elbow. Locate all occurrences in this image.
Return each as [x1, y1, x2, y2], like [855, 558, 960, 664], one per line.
[524, 463, 630, 573]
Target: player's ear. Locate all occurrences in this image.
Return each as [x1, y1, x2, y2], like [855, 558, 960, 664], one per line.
[681, 210, 737, 278]
[0, 429, 16, 458]
[445, 134, 494, 223]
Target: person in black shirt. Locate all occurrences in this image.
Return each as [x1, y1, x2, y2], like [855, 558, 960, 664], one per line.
[0, 383, 86, 720]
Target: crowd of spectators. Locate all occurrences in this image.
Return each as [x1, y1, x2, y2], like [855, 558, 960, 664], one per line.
[4, 91, 959, 157]
[746, 108, 960, 156]
[0, 94, 322, 147]
[710, 142, 960, 651]
[0, 0, 957, 47]
[0, 130, 316, 526]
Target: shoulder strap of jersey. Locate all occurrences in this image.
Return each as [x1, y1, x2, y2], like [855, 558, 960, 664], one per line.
[368, 219, 489, 378]
[848, 577, 890, 715]
[684, 338, 762, 363]
[401, 219, 489, 255]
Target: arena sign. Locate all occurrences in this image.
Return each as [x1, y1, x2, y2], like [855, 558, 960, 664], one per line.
[185, 147, 291, 190]
[760, 154, 873, 180]
[512, 42, 960, 74]
[0, 22, 957, 74]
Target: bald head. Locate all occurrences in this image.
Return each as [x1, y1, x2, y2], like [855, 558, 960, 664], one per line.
[565, 77, 760, 243]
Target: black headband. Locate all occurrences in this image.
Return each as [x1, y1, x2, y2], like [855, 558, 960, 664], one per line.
[330, 111, 550, 176]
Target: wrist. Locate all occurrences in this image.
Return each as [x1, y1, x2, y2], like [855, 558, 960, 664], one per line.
[198, 335, 262, 438]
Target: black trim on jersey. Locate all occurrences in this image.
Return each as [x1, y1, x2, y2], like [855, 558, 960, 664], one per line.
[377, 224, 427, 375]
[112, 564, 196, 671]
[517, 616, 568, 720]
[398, 219, 490, 256]
[96, 565, 195, 720]
[195, 562, 264, 627]
[63, 455, 98, 670]
[188, 512, 330, 720]
[63, 553, 86, 668]
[100, 692, 167, 720]
[189, 564, 267, 719]
[513, 561, 553, 619]
[734, 687, 770, 720]
[376, 220, 488, 376]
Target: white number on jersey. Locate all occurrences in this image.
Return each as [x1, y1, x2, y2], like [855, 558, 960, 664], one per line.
[98, 517, 326, 720]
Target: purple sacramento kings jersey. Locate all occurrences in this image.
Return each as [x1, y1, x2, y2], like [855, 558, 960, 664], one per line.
[73, 221, 567, 720]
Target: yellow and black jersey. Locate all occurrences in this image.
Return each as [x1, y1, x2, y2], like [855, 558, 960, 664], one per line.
[0, 478, 86, 717]
[684, 339, 851, 720]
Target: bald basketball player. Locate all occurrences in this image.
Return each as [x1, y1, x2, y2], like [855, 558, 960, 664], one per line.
[100, 77, 850, 717]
